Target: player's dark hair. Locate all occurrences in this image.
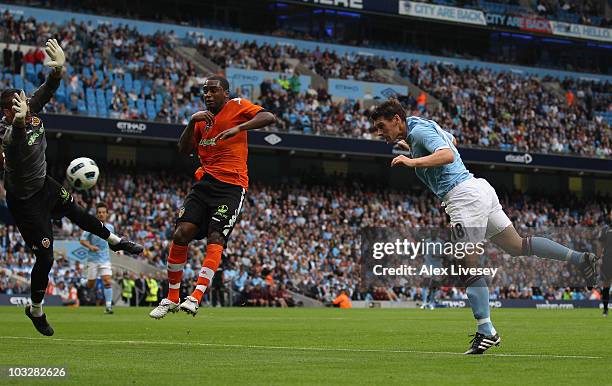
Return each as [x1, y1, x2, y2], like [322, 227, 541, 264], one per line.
[207, 75, 230, 91]
[1, 88, 21, 110]
[96, 202, 108, 210]
[370, 99, 407, 122]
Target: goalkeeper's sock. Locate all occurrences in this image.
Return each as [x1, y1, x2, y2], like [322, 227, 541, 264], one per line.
[191, 244, 223, 303]
[524, 236, 583, 264]
[107, 233, 121, 245]
[167, 242, 188, 303]
[466, 278, 496, 336]
[30, 301, 44, 317]
[103, 287, 112, 309]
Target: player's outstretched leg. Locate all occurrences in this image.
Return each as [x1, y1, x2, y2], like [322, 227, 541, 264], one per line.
[180, 233, 224, 316]
[26, 245, 55, 336]
[603, 287, 609, 317]
[491, 225, 600, 286]
[464, 276, 500, 355]
[62, 198, 143, 255]
[150, 223, 197, 319]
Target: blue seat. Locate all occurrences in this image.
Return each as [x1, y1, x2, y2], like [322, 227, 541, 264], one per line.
[24, 81, 35, 95]
[143, 85, 151, 96]
[14, 75, 24, 90]
[55, 82, 66, 103]
[82, 67, 91, 78]
[85, 88, 95, 103]
[133, 80, 142, 95]
[77, 99, 87, 114]
[123, 74, 133, 92]
[105, 89, 114, 103]
[25, 63, 35, 82]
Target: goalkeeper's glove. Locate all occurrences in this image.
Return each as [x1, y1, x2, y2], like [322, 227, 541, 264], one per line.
[44, 38, 65, 70]
[12, 90, 28, 125]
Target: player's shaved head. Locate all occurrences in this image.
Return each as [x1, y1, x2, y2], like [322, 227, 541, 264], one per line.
[204, 75, 229, 91]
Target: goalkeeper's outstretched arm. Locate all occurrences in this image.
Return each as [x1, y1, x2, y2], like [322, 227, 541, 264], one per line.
[29, 38, 65, 114]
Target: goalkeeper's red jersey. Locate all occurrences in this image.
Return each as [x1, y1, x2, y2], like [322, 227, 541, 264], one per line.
[193, 97, 262, 189]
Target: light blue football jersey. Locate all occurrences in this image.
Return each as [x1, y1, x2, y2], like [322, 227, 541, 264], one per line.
[405, 116, 472, 199]
[81, 224, 114, 264]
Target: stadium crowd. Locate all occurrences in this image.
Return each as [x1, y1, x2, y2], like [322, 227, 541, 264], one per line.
[0, 11, 609, 157]
[1, 169, 610, 307]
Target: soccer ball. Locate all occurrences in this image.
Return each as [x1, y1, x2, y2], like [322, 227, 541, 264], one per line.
[66, 157, 99, 191]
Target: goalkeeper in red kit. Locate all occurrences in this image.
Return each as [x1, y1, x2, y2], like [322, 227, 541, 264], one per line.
[150, 76, 275, 318]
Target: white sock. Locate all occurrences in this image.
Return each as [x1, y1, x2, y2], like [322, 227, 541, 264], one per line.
[107, 233, 121, 245]
[31, 302, 43, 317]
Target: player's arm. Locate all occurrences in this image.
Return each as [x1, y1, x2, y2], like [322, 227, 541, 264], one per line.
[391, 126, 454, 168]
[214, 110, 276, 142]
[80, 232, 99, 252]
[178, 110, 214, 155]
[28, 39, 65, 114]
[392, 148, 454, 168]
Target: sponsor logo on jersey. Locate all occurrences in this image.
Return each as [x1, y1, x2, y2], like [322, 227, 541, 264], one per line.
[41, 238, 50, 249]
[60, 187, 70, 203]
[198, 138, 216, 147]
[27, 125, 44, 146]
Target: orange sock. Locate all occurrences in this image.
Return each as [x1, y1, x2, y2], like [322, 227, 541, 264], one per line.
[191, 243, 223, 303]
[166, 242, 188, 303]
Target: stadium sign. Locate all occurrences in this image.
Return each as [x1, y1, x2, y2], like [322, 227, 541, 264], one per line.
[327, 78, 408, 99]
[301, 0, 363, 9]
[439, 299, 604, 309]
[504, 153, 533, 165]
[0, 294, 64, 306]
[398, 1, 486, 26]
[550, 21, 612, 43]
[117, 121, 147, 134]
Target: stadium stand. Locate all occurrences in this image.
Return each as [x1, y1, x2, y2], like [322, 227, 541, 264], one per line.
[0, 11, 609, 158]
[1, 169, 610, 306]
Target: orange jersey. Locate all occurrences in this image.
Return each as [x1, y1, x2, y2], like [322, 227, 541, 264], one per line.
[194, 98, 263, 189]
[332, 293, 352, 309]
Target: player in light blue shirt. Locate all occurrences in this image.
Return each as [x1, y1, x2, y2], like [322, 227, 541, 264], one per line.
[370, 99, 600, 354]
[80, 203, 115, 314]
[420, 233, 445, 310]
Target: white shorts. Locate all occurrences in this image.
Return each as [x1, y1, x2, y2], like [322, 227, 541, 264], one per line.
[87, 262, 113, 281]
[442, 177, 512, 243]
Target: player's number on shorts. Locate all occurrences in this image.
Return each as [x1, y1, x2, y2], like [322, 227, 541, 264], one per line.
[451, 223, 465, 241]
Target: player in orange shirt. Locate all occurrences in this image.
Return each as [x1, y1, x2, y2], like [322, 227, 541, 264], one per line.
[332, 290, 352, 309]
[150, 75, 276, 318]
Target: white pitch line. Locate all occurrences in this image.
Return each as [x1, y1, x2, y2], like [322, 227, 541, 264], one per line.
[0, 336, 603, 359]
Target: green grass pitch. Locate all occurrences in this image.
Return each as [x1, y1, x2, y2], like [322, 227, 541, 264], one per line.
[0, 307, 609, 385]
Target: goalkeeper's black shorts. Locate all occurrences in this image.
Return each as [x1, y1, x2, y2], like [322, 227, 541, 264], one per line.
[5, 175, 74, 250]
